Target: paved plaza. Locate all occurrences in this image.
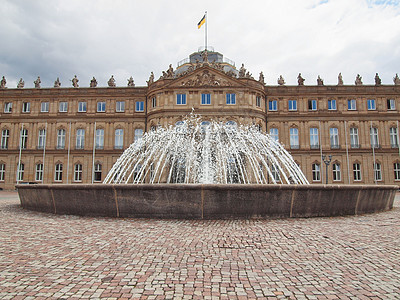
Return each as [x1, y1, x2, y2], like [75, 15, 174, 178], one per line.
[0, 191, 399, 299]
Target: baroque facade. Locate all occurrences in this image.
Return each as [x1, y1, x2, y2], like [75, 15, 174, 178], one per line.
[0, 49, 400, 190]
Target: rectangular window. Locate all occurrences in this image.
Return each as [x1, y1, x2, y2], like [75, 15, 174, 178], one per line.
[177, 94, 187, 105]
[95, 129, 104, 150]
[116, 101, 125, 112]
[55, 164, 63, 181]
[310, 128, 319, 149]
[353, 163, 361, 181]
[269, 128, 279, 141]
[0, 163, 5, 181]
[330, 128, 339, 149]
[59, 102, 68, 112]
[134, 128, 143, 141]
[332, 163, 341, 181]
[394, 162, 400, 181]
[226, 93, 236, 105]
[115, 129, 123, 149]
[348, 99, 356, 110]
[41, 102, 49, 112]
[135, 101, 144, 112]
[312, 163, 321, 181]
[4, 102, 12, 113]
[35, 163, 43, 181]
[290, 128, 299, 149]
[94, 163, 102, 182]
[57, 129, 66, 149]
[74, 164, 82, 182]
[97, 101, 106, 112]
[350, 127, 359, 148]
[78, 101, 87, 112]
[374, 163, 382, 181]
[76, 129, 85, 149]
[17, 163, 24, 181]
[367, 99, 376, 110]
[271, 164, 280, 182]
[370, 127, 379, 148]
[37, 129, 46, 149]
[201, 93, 211, 105]
[20, 129, 28, 149]
[308, 99, 317, 111]
[268, 100, 277, 111]
[328, 99, 337, 110]
[1, 129, 10, 149]
[22, 102, 30, 113]
[387, 99, 396, 110]
[288, 100, 297, 111]
[152, 97, 157, 108]
[256, 96, 261, 107]
[390, 127, 399, 148]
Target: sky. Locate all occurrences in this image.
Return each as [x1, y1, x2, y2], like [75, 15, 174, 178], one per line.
[0, 0, 399, 88]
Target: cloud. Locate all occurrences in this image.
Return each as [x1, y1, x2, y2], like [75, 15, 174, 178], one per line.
[0, 0, 399, 87]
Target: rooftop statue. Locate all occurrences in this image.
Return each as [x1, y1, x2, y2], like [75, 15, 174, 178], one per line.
[34, 76, 41, 88]
[90, 77, 98, 88]
[54, 77, 61, 88]
[317, 75, 324, 86]
[238, 63, 246, 78]
[355, 74, 363, 85]
[17, 78, 24, 89]
[108, 75, 116, 87]
[375, 73, 381, 86]
[72, 75, 79, 88]
[167, 64, 174, 78]
[147, 72, 154, 85]
[202, 50, 209, 63]
[0, 76, 6, 89]
[127, 76, 135, 87]
[277, 75, 285, 85]
[297, 73, 305, 85]
[259, 72, 265, 85]
[338, 72, 343, 85]
[394, 73, 400, 85]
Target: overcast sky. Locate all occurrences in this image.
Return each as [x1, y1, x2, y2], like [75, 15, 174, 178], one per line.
[1, 0, 399, 88]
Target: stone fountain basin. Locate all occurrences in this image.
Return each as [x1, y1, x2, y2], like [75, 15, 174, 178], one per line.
[16, 184, 397, 219]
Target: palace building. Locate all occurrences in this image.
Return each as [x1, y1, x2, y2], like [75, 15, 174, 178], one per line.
[0, 48, 400, 190]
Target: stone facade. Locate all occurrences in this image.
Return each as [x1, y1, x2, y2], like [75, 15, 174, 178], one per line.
[0, 50, 399, 189]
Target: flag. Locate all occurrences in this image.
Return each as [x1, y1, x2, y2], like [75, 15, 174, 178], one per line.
[198, 14, 206, 29]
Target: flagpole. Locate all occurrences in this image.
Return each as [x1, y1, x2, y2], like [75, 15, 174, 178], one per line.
[205, 11, 208, 50]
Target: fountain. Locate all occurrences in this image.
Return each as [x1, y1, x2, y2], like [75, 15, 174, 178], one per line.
[17, 115, 397, 219]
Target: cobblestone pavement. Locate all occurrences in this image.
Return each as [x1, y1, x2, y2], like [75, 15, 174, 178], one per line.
[0, 191, 399, 299]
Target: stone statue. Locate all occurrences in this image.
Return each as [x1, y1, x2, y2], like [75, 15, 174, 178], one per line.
[0, 76, 6, 89]
[277, 75, 285, 85]
[108, 75, 116, 87]
[245, 71, 254, 79]
[355, 74, 363, 85]
[17, 78, 25, 89]
[374, 73, 381, 86]
[72, 75, 79, 88]
[394, 73, 400, 85]
[202, 50, 209, 63]
[259, 72, 265, 85]
[338, 73, 343, 85]
[317, 75, 324, 86]
[167, 64, 174, 78]
[238, 64, 246, 78]
[90, 77, 98, 88]
[127, 76, 135, 87]
[297, 73, 305, 85]
[147, 72, 154, 85]
[34, 76, 41, 88]
[54, 77, 61, 88]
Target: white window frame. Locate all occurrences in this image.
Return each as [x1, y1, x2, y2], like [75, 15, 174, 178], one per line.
[152, 97, 157, 108]
[57, 129, 66, 149]
[353, 163, 362, 181]
[330, 128, 339, 149]
[374, 162, 382, 181]
[97, 101, 106, 112]
[290, 128, 299, 149]
[226, 93, 236, 105]
[59, 102, 68, 112]
[76, 129, 85, 149]
[269, 128, 279, 142]
[288, 100, 297, 111]
[37, 129, 46, 149]
[17, 163, 24, 181]
[135, 101, 144, 112]
[177, 94, 186, 105]
[394, 162, 400, 181]
[389, 127, 399, 148]
[256, 96, 261, 107]
[35, 163, 43, 182]
[20, 129, 28, 149]
[370, 127, 379, 148]
[201, 93, 211, 105]
[367, 99, 376, 111]
[1, 129, 10, 149]
[310, 128, 319, 149]
[269, 100, 277, 111]
[4, 102, 12, 113]
[116, 101, 125, 112]
[74, 164, 82, 182]
[95, 129, 104, 150]
[54, 163, 63, 182]
[134, 128, 143, 142]
[348, 99, 356, 110]
[22, 102, 30, 113]
[0, 163, 5, 181]
[115, 129, 123, 149]
[387, 99, 396, 110]
[350, 127, 359, 148]
[308, 99, 317, 111]
[94, 163, 102, 182]
[312, 163, 321, 181]
[41, 102, 49, 112]
[328, 99, 337, 110]
[78, 101, 87, 112]
[332, 163, 341, 181]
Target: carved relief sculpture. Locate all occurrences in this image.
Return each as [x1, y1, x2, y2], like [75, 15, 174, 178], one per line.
[355, 74, 363, 85]
[277, 75, 285, 85]
[90, 77, 98, 88]
[394, 73, 400, 85]
[108, 75, 116, 87]
[34, 76, 41, 88]
[72, 75, 79, 88]
[338, 73, 343, 85]
[0, 76, 6, 89]
[127, 76, 135, 87]
[317, 75, 324, 86]
[181, 70, 228, 87]
[54, 77, 61, 88]
[297, 73, 305, 85]
[375, 73, 381, 86]
[17, 78, 24, 89]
